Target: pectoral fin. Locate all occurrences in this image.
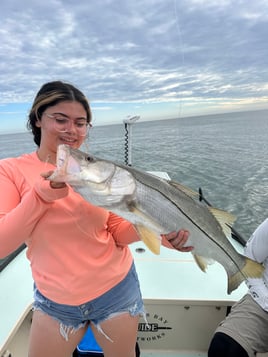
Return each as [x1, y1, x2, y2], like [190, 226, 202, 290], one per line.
[193, 254, 214, 272]
[135, 224, 161, 255]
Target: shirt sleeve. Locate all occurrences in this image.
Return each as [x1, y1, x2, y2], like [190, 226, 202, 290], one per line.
[245, 219, 268, 311]
[0, 160, 68, 258]
[106, 212, 140, 246]
[244, 218, 268, 263]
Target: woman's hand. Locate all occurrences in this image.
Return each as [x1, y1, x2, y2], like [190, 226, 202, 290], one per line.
[41, 171, 67, 189]
[163, 230, 194, 252]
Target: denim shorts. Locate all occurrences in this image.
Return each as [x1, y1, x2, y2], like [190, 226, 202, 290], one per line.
[33, 262, 145, 340]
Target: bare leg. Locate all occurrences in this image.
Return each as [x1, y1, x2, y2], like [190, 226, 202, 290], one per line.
[91, 313, 139, 357]
[28, 310, 88, 357]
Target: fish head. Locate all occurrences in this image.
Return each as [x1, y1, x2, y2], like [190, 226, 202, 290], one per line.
[48, 144, 136, 205]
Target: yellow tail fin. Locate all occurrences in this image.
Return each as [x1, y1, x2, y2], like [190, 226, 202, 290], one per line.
[228, 258, 264, 294]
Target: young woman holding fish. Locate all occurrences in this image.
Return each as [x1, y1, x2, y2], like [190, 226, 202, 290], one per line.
[0, 81, 192, 357]
[208, 218, 268, 357]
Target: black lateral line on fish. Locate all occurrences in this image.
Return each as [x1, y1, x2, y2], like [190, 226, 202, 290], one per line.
[132, 173, 247, 277]
[68, 151, 247, 279]
[97, 160, 243, 276]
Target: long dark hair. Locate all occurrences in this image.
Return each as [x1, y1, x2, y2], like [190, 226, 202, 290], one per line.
[27, 81, 92, 146]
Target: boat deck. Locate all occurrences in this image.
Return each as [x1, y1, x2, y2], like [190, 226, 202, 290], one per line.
[141, 352, 206, 357]
[1, 244, 268, 357]
[0, 166, 265, 356]
[130, 241, 247, 354]
[0, 250, 33, 355]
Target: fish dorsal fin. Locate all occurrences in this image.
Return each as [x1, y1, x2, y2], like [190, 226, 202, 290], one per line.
[135, 224, 161, 255]
[193, 254, 214, 272]
[207, 207, 236, 237]
[169, 181, 199, 199]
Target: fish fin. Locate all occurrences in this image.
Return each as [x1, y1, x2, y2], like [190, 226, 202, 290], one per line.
[227, 257, 264, 294]
[169, 181, 199, 199]
[193, 254, 214, 272]
[207, 207, 236, 237]
[135, 224, 161, 255]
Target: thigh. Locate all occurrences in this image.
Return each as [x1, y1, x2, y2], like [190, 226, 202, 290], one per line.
[91, 312, 139, 357]
[208, 332, 249, 357]
[28, 310, 88, 357]
[216, 294, 268, 356]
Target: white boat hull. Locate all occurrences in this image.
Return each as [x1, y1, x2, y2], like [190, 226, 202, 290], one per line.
[1, 245, 268, 357]
[0, 171, 266, 356]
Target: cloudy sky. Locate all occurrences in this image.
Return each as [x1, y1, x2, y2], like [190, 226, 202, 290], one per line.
[0, 0, 268, 132]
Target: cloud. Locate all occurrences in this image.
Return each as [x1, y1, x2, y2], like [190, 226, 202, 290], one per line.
[0, 0, 267, 126]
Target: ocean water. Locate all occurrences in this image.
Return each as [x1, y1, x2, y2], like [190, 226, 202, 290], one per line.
[1, 109, 268, 242]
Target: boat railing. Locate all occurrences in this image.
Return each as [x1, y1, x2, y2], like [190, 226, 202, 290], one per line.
[0, 244, 26, 273]
[0, 249, 33, 354]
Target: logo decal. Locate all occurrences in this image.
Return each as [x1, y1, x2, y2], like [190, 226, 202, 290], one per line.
[137, 312, 172, 342]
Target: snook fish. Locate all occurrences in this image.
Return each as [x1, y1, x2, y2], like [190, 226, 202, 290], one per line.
[49, 144, 264, 294]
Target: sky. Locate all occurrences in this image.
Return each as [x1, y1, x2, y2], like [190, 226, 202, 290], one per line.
[0, 0, 268, 132]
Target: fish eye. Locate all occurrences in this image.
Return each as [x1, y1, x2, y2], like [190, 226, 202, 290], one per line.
[86, 155, 94, 162]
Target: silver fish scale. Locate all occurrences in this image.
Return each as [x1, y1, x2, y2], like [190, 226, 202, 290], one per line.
[125, 168, 246, 274]
[51, 145, 262, 293]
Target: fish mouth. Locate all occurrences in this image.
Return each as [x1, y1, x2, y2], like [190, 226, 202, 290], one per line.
[56, 144, 69, 168]
[54, 145, 117, 186]
[50, 145, 136, 198]
[57, 144, 82, 175]
[48, 144, 82, 182]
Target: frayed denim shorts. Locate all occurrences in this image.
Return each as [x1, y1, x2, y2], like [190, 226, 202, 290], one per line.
[33, 262, 145, 340]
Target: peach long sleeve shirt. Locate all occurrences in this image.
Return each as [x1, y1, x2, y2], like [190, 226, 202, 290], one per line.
[0, 152, 141, 305]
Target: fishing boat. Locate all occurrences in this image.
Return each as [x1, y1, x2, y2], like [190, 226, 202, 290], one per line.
[0, 235, 251, 357]
[0, 119, 267, 357]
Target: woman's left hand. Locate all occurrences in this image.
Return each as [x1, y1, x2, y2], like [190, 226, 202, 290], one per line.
[164, 230, 194, 252]
[41, 171, 67, 189]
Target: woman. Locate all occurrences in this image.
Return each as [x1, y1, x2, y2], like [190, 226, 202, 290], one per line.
[0, 81, 192, 357]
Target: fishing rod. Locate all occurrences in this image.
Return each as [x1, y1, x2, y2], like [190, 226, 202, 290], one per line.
[198, 187, 247, 247]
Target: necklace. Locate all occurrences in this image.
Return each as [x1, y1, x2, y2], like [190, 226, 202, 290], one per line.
[36, 150, 56, 166]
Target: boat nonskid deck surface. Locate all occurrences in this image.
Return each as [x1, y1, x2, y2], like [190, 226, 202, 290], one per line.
[131, 242, 245, 354]
[1, 244, 268, 357]
[0, 250, 33, 357]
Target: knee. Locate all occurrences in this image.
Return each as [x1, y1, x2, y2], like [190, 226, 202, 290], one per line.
[208, 332, 248, 357]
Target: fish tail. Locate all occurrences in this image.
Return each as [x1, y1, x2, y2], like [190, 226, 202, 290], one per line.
[228, 258, 264, 294]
